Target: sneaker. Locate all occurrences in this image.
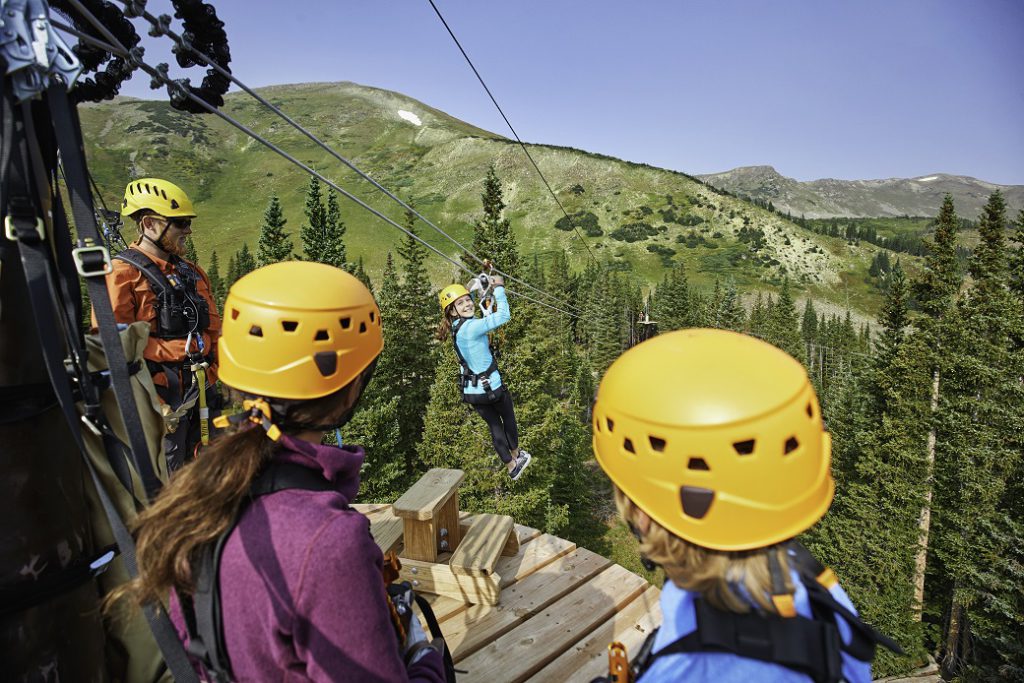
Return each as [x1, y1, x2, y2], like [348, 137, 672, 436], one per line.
[509, 450, 532, 481]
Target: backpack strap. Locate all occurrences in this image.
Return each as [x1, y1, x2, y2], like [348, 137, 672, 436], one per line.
[113, 247, 173, 297]
[641, 598, 845, 683]
[181, 462, 337, 682]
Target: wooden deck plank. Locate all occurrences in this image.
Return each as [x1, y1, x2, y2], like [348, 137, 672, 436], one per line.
[425, 531, 578, 623]
[456, 563, 649, 682]
[450, 513, 514, 577]
[534, 585, 662, 683]
[369, 514, 404, 555]
[445, 548, 611, 662]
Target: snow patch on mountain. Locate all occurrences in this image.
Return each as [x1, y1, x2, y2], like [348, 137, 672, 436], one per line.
[397, 110, 422, 126]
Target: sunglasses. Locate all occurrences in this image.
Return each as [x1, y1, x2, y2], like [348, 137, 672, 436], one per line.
[160, 217, 192, 230]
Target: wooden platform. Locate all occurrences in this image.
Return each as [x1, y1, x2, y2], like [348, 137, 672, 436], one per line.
[354, 503, 663, 683]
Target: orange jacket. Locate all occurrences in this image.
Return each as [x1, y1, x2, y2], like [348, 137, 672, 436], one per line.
[90, 248, 220, 390]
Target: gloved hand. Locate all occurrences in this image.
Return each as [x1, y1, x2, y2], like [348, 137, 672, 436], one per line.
[404, 615, 436, 666]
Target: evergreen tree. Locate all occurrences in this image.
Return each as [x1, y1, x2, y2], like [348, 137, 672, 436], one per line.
[226, 253, 238, 289]
[934, 191, 1024, 679]
[300, 178, 348, 270]
[352, 256, 373, 294]
[256, 195, 292, 266]
[184, 236, 199, 264]
[233, 243, 256, 283]
[765, 278, 804, 360]
[207, 250, 226, 310]
[469, 166, 519, 273]
[1010, 208, 1024, 301]
[716, 280, 745, 332]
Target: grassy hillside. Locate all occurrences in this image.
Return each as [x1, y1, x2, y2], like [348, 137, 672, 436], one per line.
[78, 82, 933, 316]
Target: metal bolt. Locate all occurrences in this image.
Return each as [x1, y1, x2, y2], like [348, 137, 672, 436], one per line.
[440, 540, 450, 551]
[440, 528, 449, 538]
[412, 580, 420, 587]
[411, 567, 418, 575]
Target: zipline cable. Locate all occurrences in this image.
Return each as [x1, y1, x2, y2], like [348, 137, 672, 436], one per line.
[109, 0, 585, 317]
[425, 0, 599, 266]
[67, 2, 592, 321]
[82, 63, 586, 319]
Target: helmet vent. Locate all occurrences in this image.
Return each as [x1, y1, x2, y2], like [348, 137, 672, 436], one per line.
[593, 416, 601, 432]
[649, 436, 666, 452]
[623, 438, 635, 454]
[784, 437, 799, 454]
[733, 439, 755, 456]
[231, 308, 240, 320]
[314, 329, 330, 341]
[370, 311, 376, 322]
[160, 189, 168, 200]
[281, 320, 299, 332]
[606, 418, 615, 432]
[687, 457, 710, 471]
[806, 403, 813, 418]
[680, 486, 714, 519]
[340, 317, 352, 330]
[314, 351, 337, 377]
[359, 321, 367, 333]
[249, 325, 263, 337]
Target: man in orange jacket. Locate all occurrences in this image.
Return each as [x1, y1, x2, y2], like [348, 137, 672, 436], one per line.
[91, 178, 221, 470]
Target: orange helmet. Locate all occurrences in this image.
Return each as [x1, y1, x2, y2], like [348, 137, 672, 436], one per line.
[592, 329, 833, 551]
[219, 262, 383, 400]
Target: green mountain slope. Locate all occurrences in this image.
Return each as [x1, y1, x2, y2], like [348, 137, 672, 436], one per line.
[78, 81, 914, 314]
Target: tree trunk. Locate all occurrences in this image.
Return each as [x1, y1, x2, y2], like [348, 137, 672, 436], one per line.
[913, 368, 940, 619]
[941, 590, 969, 680]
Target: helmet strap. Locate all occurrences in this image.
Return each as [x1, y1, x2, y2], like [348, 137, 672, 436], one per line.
[140, 215, 172, 256]
[768, 546, 797, 617]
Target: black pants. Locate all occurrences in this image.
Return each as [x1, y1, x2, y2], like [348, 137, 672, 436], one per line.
[472, 389, 519, 464]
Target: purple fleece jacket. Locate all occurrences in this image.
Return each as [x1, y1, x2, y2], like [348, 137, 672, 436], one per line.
[171, 434, 445, 682]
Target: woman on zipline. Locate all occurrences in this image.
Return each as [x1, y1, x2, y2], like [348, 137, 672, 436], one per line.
[437, 277, 532, 480]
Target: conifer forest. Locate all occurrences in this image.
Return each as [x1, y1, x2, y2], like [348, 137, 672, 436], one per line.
[186, 167, 1023, 681]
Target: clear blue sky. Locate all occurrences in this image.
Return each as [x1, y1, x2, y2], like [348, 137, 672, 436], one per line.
[115, 0, 1024, 184]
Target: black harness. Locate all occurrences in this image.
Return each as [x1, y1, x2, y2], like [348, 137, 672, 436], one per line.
[113, 247, 210, 341]
[180, 461, 457, 683]
[627, 544, 902, 683]
[114, 247, 212, 408]
[451, 317, 502, 404]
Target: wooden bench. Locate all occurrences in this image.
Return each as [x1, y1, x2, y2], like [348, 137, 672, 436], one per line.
[389, 468, 518, 606]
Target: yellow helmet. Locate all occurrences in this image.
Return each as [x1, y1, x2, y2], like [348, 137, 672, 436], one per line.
[121, 178, 197, 219]
[438, 283, 469, 311]
[219, 262, 383, 400]
[593, 329, 833, 552]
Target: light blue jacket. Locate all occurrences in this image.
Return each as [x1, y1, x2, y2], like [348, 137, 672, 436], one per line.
[452, 286, 510, 396]
[639, 571, 872, 683]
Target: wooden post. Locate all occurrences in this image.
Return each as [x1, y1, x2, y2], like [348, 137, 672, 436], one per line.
[393, 468, 465, 562]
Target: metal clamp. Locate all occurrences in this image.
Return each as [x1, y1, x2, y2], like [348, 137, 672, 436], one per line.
[72, 243, 111, 277]
[4, 214, 45, 242]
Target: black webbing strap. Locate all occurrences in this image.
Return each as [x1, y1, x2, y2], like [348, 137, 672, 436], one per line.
[0, 381, 56, 424]
[46, 83, 163, 502]
[113, 247, 171, 297]
[413, 593, 458, 682]
[644, 598, 844, 683]
[1, 84, 199, 682]
[182, 462, 336, 682]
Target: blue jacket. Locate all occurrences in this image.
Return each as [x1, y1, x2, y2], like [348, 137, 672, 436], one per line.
[452, 286, 510, 397]
[639, 571, 872, 683]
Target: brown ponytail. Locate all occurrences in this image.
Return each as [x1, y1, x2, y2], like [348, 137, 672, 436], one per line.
[108, 382, 364, 612]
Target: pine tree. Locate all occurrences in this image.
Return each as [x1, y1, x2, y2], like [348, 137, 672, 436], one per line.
[184, 236, 199, 264]
[934, 191, 1024, 678]
[322, 188, 349, 271]
[352, 256, 373, 294]
[716, 280, 745, 332]
[469, 166, 519, 273]
[207, 250, 226, 309]
[256, 195, 292, 266]
[765, 278, 804, 360]
[1010, 208, 1024, 301]
[910, 194, 962, 630]
[233, 243, 256, 282]
[226, 253, 238, 289]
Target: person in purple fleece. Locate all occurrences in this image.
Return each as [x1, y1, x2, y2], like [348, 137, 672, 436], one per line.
[111, 262, 446, 682]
